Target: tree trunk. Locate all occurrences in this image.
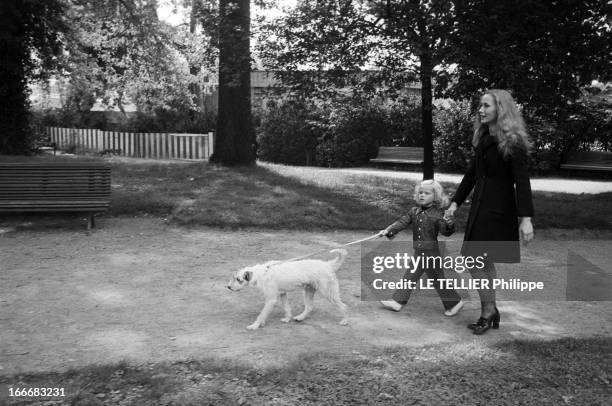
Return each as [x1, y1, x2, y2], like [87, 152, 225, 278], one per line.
[420, 52, 434, 180]
[210, 0, 255, 166]
[0, 0, 31, 155]
[189, 0, 202, 110]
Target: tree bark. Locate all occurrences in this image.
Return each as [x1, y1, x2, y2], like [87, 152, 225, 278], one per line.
[420, 51, 434, 180]
[210, 0, 255, 165]
[0, 0, 31, 155]
[189, 0, 202, 109]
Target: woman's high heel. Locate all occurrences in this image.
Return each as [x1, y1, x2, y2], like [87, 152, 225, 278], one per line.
[470, 309, 500, 335]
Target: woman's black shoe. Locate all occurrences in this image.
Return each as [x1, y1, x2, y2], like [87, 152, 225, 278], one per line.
[470, 310, 500, 335]
[467, 317, 485, 330]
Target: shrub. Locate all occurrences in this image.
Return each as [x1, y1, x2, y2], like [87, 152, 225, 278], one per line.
[256, 99, 324, 165]
[256, 98, 422, 167]
[432, 100, 474, 172]
[385, 103, 422, 146]
[125, 109, 216, 133]
[315, 102, 388, 167]
[32, 108, 216, 134]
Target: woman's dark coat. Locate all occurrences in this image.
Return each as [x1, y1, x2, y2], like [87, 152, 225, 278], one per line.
[452, 131, 534, 263]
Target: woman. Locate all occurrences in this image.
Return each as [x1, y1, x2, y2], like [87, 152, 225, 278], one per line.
[445, 89, 534, 335]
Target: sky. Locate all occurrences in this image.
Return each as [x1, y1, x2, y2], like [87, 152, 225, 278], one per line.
[157, 0, 297, 26]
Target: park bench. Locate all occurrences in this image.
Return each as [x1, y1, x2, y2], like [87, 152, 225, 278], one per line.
[560, 151, 612, 174]
[370, 146, 424, 165]
[0, 162, 111, 230]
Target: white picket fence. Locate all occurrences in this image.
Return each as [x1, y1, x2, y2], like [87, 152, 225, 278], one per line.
[46, 127, 214, 161]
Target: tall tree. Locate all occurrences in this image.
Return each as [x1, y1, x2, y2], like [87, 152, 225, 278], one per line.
[384, 0, 455, 179]
[258, 0, 611, 170]
[210, 0, 255, 165]
[258, 0, 455, 179]
[0, 0, 65, 155]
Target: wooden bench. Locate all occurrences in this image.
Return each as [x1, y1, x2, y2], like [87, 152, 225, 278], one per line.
[0, 162, 111, 230]
[370, 146, 424, 165]
[560, 151, 612, 173]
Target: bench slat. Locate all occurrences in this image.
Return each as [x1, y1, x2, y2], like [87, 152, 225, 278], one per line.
[560, 164, 612, 171]
[370, 158, 423, 164]
[0, 207, 109, 212]
[0, 195, 110, 198]
[370, 147, 424, 165]
[0, 163, 111, 229]
[0, 184, 111, 188]
[0, 163, 110, 167]
[561, 151, 612, 173]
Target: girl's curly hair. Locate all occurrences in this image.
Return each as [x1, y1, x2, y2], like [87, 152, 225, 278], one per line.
[413, 179, 450, 208]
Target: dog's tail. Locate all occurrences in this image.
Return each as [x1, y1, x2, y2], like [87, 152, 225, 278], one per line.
[328, 248, 348, 272]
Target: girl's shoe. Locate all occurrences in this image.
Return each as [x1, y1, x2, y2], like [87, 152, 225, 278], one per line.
[471, 309, 500, 335]
[380, 300, 402, 312]
[444, 300, 464, 316]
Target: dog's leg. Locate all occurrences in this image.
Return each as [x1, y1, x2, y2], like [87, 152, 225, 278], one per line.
[323, 279, 349, 326]
[279, 293, 292, 323]
[247, 298, 277, 330]
[333, 298, 349, 326]
[294, 285, 315, 322]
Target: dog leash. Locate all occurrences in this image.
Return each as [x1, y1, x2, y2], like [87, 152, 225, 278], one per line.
[279, 233, 382, 263]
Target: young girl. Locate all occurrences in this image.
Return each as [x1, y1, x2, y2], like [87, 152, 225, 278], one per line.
[378, 179, 464, 316]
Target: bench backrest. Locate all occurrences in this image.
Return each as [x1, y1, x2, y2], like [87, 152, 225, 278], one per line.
[565, 151, 612, 165]
[376, 147, 424, 159]
[0, 163, 111, 201]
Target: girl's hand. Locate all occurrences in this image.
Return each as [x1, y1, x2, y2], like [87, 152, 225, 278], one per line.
[444, 202, 458, 220]
[520, 217, 534, 244]
[378, 229, 389, 237]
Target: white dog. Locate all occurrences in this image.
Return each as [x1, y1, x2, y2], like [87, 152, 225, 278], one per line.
[227, 249, 349, 330]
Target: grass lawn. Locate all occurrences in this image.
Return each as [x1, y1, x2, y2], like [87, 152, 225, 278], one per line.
[109, 159, 611, 231]
[0, 337, 609, 405]
[1, 155, 611, 231]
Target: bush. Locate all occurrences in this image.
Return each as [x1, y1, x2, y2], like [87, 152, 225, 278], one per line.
[32, 108, 216, 134]
[256, 99, 324, 165]
[315, 102, 388, 167]
[385, 103, 422, 146]
[256, 98, 423, 168]
[432, 100, 474, 172]
[125, 109, 216, 133]
[431, 100, 568, 173]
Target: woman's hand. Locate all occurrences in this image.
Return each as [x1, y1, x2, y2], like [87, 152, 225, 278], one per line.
[520, 217, 534, 244]
[378, 229, 389, 237]
[444, 202, 458, 220]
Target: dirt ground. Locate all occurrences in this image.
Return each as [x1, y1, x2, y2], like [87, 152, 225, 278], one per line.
[0, 216, 610, 376]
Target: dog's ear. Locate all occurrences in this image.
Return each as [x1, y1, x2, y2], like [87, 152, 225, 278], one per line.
[244, 271, 252, 282]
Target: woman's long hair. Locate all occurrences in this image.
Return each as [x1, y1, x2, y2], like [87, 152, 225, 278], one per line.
[473, 89, 531, 158]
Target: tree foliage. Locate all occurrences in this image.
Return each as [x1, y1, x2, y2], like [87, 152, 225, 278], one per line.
[258, 0, 458, 178]
[0, 0, 66, 154]
[440, 0, 612, 154]
[257, 0, 612, 169]
[61, 0, 218, 118]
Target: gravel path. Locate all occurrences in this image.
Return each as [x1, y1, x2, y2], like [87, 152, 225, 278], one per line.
[1, 217, 610, 375]
[320, 167, 612, 194]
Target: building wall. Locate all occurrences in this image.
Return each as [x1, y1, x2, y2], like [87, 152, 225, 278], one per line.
[31, 71, 422, 115]
[202, 71, 422, 114]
